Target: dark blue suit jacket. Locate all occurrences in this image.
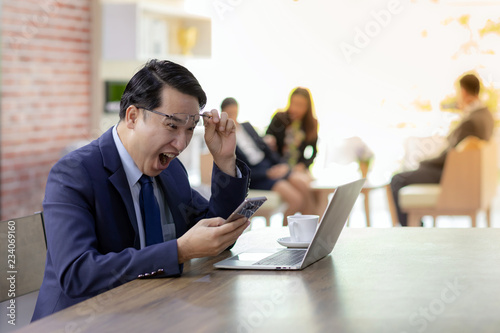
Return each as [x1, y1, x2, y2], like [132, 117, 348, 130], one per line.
[32, 128, 250, 321]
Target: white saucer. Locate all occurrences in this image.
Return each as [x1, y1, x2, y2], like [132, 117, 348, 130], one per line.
[277, 237, 310, 248]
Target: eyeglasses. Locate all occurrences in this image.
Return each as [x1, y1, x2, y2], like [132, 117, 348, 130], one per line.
[139, 107, 211, 128]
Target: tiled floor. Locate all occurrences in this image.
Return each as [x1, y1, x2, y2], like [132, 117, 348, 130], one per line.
[251, 186, 500, 229]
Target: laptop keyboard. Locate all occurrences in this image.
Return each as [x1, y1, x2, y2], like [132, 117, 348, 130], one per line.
[253, 249, 307, 266]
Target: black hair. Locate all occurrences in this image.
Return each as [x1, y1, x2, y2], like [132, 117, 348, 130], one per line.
[459, 74, 480, 96]
[119, 59, 207, 120]
[221, 97, 238, 111]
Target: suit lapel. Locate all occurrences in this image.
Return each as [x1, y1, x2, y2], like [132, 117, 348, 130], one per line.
[109, 170, 140, 247]
[156, 171, 188, 237]
[100, 128, 141, 248]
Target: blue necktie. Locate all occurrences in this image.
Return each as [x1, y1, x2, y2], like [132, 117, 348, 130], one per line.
[139, 175, 163, 246]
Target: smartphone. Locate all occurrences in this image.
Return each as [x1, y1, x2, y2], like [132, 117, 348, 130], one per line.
[225, 196, 268, 223]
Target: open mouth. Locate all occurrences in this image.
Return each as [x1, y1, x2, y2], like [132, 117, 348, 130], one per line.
[159, 152, 176, 166]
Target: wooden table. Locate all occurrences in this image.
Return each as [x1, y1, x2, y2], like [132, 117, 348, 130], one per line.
[19, 228, 500, 333]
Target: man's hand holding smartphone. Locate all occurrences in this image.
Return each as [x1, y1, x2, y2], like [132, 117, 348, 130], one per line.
[176, 197, 267, 263]
[224, 197, 268, 224]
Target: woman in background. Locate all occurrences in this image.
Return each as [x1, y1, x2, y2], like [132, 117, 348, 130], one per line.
[265, 87, 318, 176]
[222, 97, 315, 224]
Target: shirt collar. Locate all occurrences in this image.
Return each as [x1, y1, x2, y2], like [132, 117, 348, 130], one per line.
[112, 124, 143, 188]
[464, 99, 483, 114]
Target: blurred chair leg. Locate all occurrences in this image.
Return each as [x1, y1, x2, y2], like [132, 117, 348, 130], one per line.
[385, 185, 399, 227]
[362, 188, 371, 227]
[486, 206, 491, 227]
[470, 213, 477, 228]
[408, 213, 422, 227]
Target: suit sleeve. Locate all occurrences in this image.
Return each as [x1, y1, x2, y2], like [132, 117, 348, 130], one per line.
[208, 160, 250, 217]
[447, 119, 476, 148]
[266, 113, 287, 156]
[181, 159, 250, 229]
[265, 114, 280, 137]
[43, 158, 182, 299]
[420, 116, 482, 168]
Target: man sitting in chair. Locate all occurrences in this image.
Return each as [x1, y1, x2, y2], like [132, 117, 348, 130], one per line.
[391, 74, 494, 226]
[32, 60, 251, 320]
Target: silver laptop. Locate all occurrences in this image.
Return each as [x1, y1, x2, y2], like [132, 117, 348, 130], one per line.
[214, 178, 365, 270]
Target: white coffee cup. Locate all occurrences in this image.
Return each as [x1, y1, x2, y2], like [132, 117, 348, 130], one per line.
[287, 215, 319, 243]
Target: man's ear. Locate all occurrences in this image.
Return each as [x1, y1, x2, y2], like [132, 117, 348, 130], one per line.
[125, 105, 140, 129]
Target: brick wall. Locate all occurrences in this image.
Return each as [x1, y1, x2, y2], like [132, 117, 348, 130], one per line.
[1, 0, 92, 220]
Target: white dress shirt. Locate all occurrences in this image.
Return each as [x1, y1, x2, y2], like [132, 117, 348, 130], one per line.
[236, 125, 265, 166]
[112, 125, 176, 249]
[464, 99, 484, 114]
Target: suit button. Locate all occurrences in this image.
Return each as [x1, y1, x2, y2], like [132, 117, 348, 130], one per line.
[138, 274, 145, 278]
[144, 273, 150, 277]
[151, 271, 156, 276]
[157, 268, 164, 273]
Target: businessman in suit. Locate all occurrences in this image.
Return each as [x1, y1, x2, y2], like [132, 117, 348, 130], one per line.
[391, 74, 494, 226]
[32, 60, 251, 320]
[221, 97, 315, 223]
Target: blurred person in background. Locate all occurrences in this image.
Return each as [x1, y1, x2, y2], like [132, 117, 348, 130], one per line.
[390, 74, 494, 226]
[265, 87, 319, 179]
[222, 97, 315, 224]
